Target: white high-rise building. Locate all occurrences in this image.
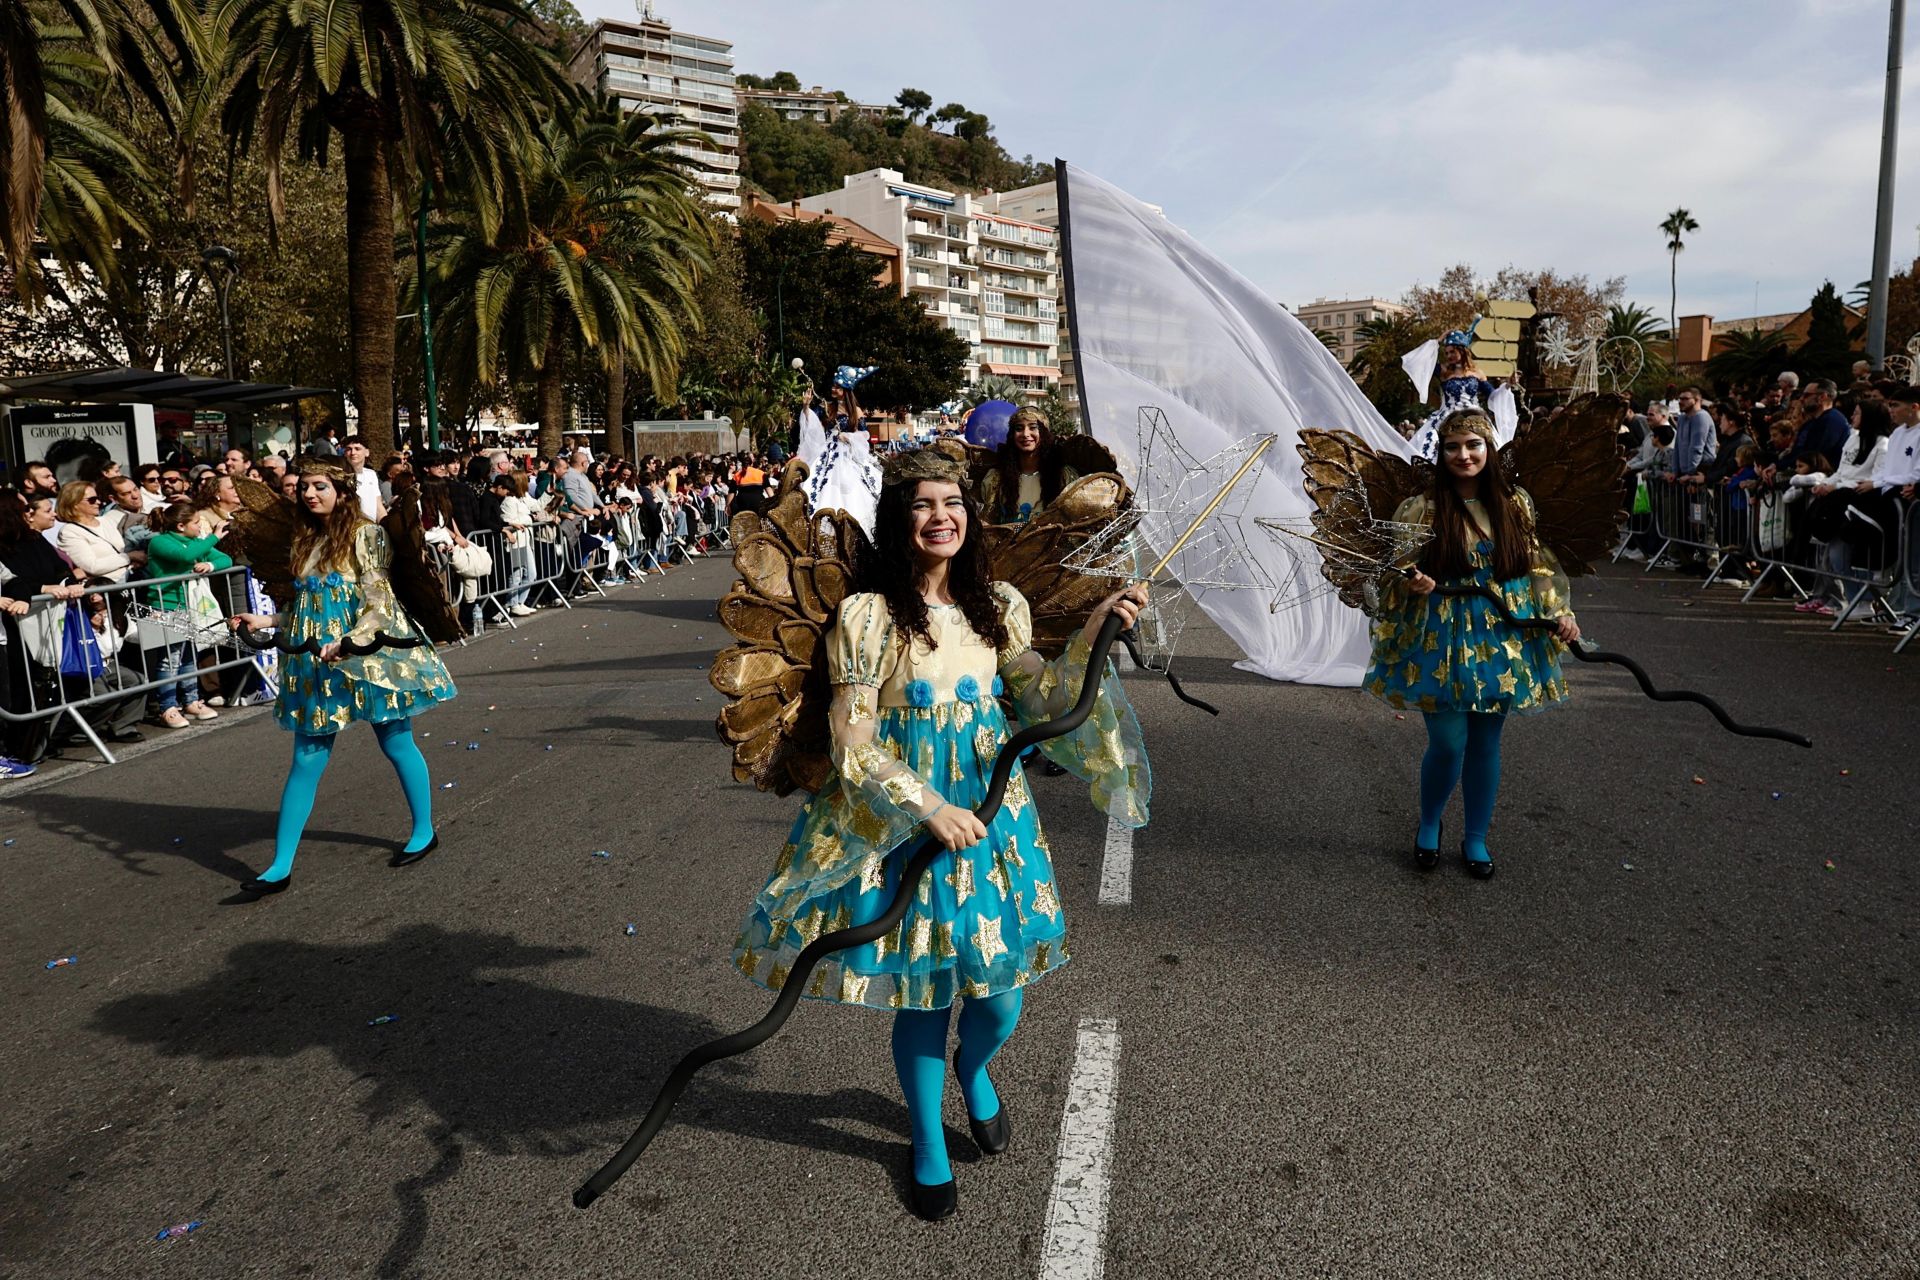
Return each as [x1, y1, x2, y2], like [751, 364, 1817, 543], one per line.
[797, 169, 1061, 399]
[566, 8, 742, 212]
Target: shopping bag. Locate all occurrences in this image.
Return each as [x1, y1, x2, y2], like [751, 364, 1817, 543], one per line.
[58, 602, 105, 679]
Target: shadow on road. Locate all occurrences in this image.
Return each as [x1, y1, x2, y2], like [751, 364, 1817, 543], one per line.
[88, 924, 925, 1277]
[4, 792, 392, 883]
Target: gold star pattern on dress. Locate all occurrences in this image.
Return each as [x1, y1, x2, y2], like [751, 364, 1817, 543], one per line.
[945, 855, 976, 905]
[934, 921, 957, 960]
[767, 963, 789, 990]
[909, 917, 933, 960]
[1503, 636, 1525, 661]
[1004, 772, 1031, 819]
[792, 906, 828, 947]
[985, 856, 1012, 900]
[972, 915, 1008, 964]
[858, 856, 886, 894]
[839, 972, 871, 1005]
[1497, 670, 1519, 695]
[1031, 879, 1062, 922]
[736, 947, 758, 978]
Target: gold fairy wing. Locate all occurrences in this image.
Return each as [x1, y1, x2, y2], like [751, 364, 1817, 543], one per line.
[1054, 433, 1120, 479]
[218, 477, 301, 610]
[1499, 392, 1629, 576]
[985, 471, 1131, 657]
[1296, 429, 1432, 610]
[378, 489, 466, 645]
[710, 467, 874, 796]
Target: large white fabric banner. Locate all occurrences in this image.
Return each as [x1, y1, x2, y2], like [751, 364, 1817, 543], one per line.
[1058, 162, 1412, 685]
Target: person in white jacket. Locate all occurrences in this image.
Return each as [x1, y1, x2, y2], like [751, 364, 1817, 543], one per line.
[489, 473, 539, 616]
[53, 481, 131, 583]
[1796, 398, 1896, 616]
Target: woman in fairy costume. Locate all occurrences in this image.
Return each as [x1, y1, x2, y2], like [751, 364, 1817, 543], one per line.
[227, 459, 457, 896]
[730, 446, 1150, 1220]
[1365, 408, 1582, 879]
[975, 407, 1078, 525]
[1408, 322, 1518, 462]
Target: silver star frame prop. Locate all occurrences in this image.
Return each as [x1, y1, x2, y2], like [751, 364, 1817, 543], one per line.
[1063, 407, 1278, 669]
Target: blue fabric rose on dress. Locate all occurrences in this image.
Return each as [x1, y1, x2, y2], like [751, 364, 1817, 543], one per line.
[991, 675, 1004, 697]
[906, 679, 934, 708]
[325, 571, 344, 588]
[955, 674, 980, 702]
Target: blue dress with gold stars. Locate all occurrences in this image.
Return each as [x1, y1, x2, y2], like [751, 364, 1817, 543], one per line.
[273, 523, 457, 735]
[733, 583, 1149, 1012]
[1364, 490, 1572, 715]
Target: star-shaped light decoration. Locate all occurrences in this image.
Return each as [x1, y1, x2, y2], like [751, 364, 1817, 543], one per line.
[1256, 477, 1432, 617]
[1062, 407, 1279, 670]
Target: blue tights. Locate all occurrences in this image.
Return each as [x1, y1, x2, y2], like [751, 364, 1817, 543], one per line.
[1418, 711, 1506, 863]
[256, 720, 436, 883]
[891, 989, 1024, 1186]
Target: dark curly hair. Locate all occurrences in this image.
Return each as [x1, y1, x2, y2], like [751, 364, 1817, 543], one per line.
[863, 476, 1007, 654]
[988, 408, 1068, 521]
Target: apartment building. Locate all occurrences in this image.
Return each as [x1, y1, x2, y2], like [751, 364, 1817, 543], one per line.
[565, 11, 742, 213]
[797, 169, 1061, 398]
[1293, 297, 1406, 363]
[737, 86, 891, 124]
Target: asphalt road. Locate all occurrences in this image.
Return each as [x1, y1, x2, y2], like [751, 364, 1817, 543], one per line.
[1, 559, 1914, 1280]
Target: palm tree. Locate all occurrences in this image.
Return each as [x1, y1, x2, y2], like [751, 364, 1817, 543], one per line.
[1659, 207, 1699, 361]
[1347, 311, 1436, 423]
[1702, 326, 1789, 391]
[424, 98, 714, 456]
[216, 0, 566, 454]
[1, 0, 182, 301]
[1604, 302, 1668, 344]
[1309, 326, 1340, 351]
[964, 373, 1024, 405]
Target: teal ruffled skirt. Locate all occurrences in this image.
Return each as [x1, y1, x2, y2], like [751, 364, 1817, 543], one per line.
[273, 573, 456, 734]
[733, 695, 1069, 1012]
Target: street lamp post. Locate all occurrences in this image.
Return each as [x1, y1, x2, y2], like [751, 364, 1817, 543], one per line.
[1866, 0, 1907, 370]
[199, 245, 238, 380]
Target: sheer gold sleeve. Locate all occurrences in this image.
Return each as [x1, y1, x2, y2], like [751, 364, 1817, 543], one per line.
[1517, 490, 1573, 618]
[347, 523, 398, 647]
[994, 583, 1150, 829]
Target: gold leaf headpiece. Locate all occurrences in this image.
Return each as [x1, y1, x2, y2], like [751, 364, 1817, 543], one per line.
[1437, 409, 1498, 445]
[294, 457, 352, 485]
[880, 442, 970, 490]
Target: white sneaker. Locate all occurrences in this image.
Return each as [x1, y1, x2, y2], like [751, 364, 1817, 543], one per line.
[1620, 548, 1648, 562]
[207, 696, 226, 707]
[510, 604, 536, 617]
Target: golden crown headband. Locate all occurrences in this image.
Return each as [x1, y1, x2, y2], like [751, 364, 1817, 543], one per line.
[879, 444, 970, 489]
[293, 457, 353, 485]
[1436, 408, 1498, 445]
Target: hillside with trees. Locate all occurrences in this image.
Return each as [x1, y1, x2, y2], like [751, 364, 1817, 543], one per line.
[737, 76, 1049, 201]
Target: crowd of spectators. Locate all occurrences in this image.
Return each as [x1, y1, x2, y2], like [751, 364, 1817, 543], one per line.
[0, 429, 791, 780]
[1617, 371, 1920, 631]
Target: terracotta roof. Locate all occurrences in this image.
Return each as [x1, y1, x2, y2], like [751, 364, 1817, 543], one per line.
[741, 194, 898, 257]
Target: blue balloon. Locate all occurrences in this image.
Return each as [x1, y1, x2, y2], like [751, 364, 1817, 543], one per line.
[964, 399, 1019, 448]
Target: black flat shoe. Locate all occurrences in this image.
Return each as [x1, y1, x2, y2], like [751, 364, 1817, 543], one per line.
[908, 1175, 957, 1222]
[1413, 823, 1441, 871]
[1462, 844, 1496, 880]
[389, 833, 439, 868]
[238, 875, 290, 895]
[952, 1051, 1011, 1154]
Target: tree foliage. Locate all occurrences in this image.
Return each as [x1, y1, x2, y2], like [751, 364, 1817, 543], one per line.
[1346, 311, 1437, 425]
[1795, 281, 1856, 383]
[738, 216, 967, 412]
[1402, 262, 1625, 338]
[739, 83, 1047, 202]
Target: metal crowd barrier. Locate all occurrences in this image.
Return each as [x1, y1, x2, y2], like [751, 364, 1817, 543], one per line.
[1630, 476, 1917, 650]
[0, 565, 274, 765]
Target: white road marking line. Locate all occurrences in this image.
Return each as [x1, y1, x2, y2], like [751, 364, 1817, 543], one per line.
[1096, 818, 1133, 906]
[1039, 1016, 1122, 1280]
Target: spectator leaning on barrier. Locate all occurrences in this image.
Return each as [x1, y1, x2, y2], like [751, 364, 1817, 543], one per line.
[1795, 395, 1894, 617]
[1, 492, 90, 772]
[55, 481, 131, 583]
[1769, 379, 1850, 479]
[144, 502, 227, 728]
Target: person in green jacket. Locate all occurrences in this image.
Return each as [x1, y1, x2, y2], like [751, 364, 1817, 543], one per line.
[144, 503, 228, 729]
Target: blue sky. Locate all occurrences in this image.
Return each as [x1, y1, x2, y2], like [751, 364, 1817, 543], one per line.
[582, 0, 1917, 324]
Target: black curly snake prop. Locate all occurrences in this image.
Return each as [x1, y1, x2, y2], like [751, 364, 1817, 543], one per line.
[572, 612, 1136, 1208]
[1419, 575, 1811, 748]
[232, 621, 427, 657]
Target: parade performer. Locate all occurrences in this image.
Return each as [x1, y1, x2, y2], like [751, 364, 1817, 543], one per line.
[223, 460, 461, 896]
[1293, 397, 1629, 879]
[798, 372, 883, 536]
[1405, 322, 1520, 461]
[710, 445, 1148, 1220]
[976, 408, 1079, 524]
